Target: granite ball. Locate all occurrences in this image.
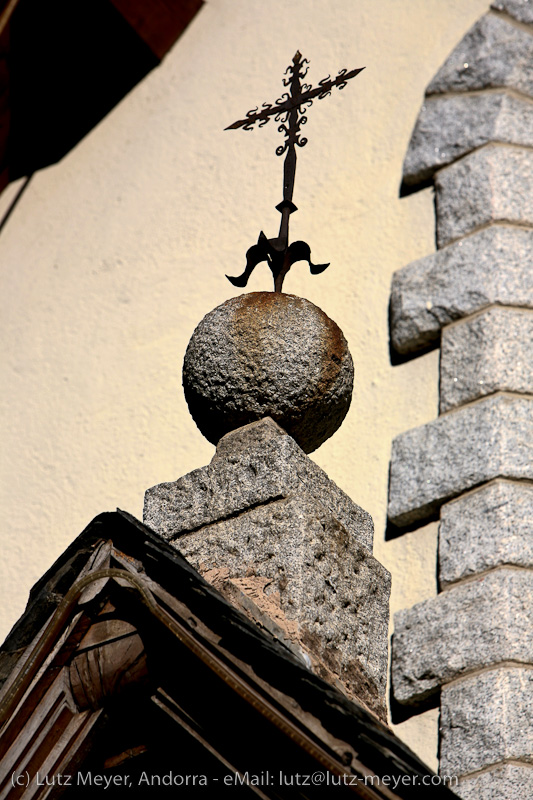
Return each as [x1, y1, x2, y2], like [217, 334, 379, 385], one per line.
[182, 292, 353, 453]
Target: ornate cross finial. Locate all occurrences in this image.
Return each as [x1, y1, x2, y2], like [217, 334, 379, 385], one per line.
[225, 51, 364, 292]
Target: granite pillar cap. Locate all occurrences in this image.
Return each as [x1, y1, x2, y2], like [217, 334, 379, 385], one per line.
[182, 292, 353, 453]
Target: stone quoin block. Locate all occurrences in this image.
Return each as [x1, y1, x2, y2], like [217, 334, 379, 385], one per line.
[492, 0, 533, 27]
[176, 493, 391, 719]
[455, 763, 533, 800]
[427, 14, 533, 99]
[145, 417, 373, 551]
[389, 226, 533, 355]
[388, 393, 533, 528]
[392, 567, 533, 706]
[440, 306, 533, 412]
[402, 91, 533, 187]
[440, 668, 533, 776]
[435, 145, 533, 247]
[439, 481, 533, 587]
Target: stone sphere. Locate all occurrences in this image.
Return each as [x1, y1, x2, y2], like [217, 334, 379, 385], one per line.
[183, 292, 353, 453]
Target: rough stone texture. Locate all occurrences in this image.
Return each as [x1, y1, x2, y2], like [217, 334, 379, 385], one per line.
[390, 226, 533, 355]
[144, 417, 389, 719]
[435, 145, 533, 247]
[145, 417, 374, 551]
[492, 0, 533, 26]
[456, 763, 533, 800]
[440, 306, 533, 411]
[176, 494, 390, 719]
[182, 292, 353, 453]
[427, 14, 533, 99]
[388, 394, 533, 528]
[440, 668, 533, 776]
[395, 5, 533, 783]
[439, 481, 533, 588]
[403, 91, 533, 187]
[392, 567, 533, 705]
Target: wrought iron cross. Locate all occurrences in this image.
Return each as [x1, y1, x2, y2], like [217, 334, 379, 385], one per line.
[225, 51, 364, 292]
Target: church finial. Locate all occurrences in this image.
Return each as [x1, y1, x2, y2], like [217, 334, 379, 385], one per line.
[225, 52, 364, 292]
[182, 53, 361, 452]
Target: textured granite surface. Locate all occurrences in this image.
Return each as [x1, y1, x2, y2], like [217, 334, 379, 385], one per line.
[439, 481, 533, 587]
[182, 292, 353, 453]
[435, 145, 533, 247]
[427, 14, 533, 99]
[390, 226, 533, 354]
[492, 0, 533, 26]
[145, 418, 373, 551]
[440, 668, 533, 775]
[440, 306, 533, 411]
[393, 567, 533, 705]
[176, 492, 390, 719]
[456, 763, 533, 800]
[144, 418, 389, 717]
[388, 394, 533, 527]
[403, 91, 533, 187]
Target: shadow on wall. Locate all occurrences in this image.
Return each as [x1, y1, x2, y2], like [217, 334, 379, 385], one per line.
[0, 0, 203, 193]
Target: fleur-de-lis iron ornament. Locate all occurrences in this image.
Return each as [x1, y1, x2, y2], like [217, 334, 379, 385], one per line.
[225, 51, 364, 292]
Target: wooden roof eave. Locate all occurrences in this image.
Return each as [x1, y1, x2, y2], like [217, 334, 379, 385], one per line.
[0, 511, 457, 799]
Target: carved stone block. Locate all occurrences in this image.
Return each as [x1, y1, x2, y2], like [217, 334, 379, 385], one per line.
[440, 668, 533, 776]
[177, 493, 390, 719]
[403, 91, 533, 187]
[439, 480, 533, 587]
[392, 567, 533, 706]
[145, 418, 389, 718]
[145, 417, 373, 551]
[440, 306, 533, 411]
[388, 394, 533, 528]
[390, 226, 533, 355]
[436, 145, 533, 247]
[427, 15, 533, 99]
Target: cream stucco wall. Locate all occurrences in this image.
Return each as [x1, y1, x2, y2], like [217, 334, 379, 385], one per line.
[0, 0, 490, 769]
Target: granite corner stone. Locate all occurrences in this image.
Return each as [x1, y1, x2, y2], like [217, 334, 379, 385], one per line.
[390, 226, 533, 355]
[402, 91, 533, 187]
[440, 306, 533, 412]
[440, 668, 533, 776]
[492, 0, 533, 26]
[435, 145, 533, 247]
[388, 394, 533, 528]
[454, 763, 533, 800]
[392, 568, 533, 706]
[439, 481, 533, 587]
[427, 14, 533, 99]
[144, 417, 388, 718]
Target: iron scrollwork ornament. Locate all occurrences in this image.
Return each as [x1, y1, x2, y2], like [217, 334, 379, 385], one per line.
[225, 51, 364, 292]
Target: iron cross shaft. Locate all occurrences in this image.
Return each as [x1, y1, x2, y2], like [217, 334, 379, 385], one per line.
[225, 51, 364, 292]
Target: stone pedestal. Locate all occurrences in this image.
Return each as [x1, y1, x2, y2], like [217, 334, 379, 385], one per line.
[145, 417, 390, 721]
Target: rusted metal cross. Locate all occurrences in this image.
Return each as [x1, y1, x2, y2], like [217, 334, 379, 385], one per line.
[225, 51, 364, 292]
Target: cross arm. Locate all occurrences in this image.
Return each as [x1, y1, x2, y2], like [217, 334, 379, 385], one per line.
[226, 65, 364, 132]
[225, 98, 293, 132]
[298, 66, 365, 105]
